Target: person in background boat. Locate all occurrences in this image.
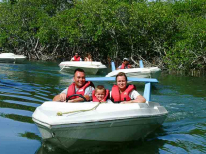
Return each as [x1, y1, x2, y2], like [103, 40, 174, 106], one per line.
[92, 85, 112, 103]
[71, 53, 82, 61]
[111, 72, 146, 104]
[53, 68, 94, 102]
[117, 58, 132, 70]
[107, 56, 112, 67]
[84, 53, 92, 61]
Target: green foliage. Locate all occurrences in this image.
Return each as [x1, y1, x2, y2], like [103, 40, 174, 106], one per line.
[163, 0, 206, 70]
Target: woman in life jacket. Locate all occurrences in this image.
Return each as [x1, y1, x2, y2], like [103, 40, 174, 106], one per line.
[92, 85, 111, 103]
[111, 72, 146, 104]
[117, 58, 132, 70]
[71, 53, 82, 61]
[84, 53, 92, 61]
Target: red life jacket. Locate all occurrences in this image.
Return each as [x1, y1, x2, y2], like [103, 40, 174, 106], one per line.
[66, 81, 94, 100]
[120, 63, 131, 69]
[92, 89, 110, 102]
[111, 85, 135, 103]
[73, 56, 81, 61]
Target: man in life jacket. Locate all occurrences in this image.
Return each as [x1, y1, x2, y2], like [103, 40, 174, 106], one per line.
[110, 72, 146, 104]
[71, 53, 82, 61]
[53, 68, 94, 102]
[117, 58, 131, 70]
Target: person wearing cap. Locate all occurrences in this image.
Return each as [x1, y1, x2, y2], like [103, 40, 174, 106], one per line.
[71, 53, 82, 61]
[117, 58, 131, 70]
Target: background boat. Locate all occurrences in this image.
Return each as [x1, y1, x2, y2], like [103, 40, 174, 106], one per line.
[106, 61, 161, 78]
[0, 53, 26, 63]
[59, 61, 107, 75]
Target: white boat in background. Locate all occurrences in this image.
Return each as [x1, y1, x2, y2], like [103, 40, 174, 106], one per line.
[106, 67, 161, 78]
[59, 61, 107, 75]
[0, 53, 26, 63]
[106, 61, 161, 78]
[32, 77, 168, 151]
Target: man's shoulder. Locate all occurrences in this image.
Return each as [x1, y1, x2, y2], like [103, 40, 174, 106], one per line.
[85, 86, 94, 90]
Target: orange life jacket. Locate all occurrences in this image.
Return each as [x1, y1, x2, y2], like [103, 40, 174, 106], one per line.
[66, 81, 94, 100]
[120, 63, 131, 69]
[73, 56, 81, 61]
[92, 89, 110, 102]
[111, 85, 135, 103]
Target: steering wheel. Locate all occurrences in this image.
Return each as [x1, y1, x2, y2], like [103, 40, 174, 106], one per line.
[66, 94, 87, 102]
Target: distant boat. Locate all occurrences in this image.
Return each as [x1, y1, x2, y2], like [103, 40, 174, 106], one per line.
[0, 53, 26, 63]
[106, 61, 161, 78]
[59, 61, 107, 75]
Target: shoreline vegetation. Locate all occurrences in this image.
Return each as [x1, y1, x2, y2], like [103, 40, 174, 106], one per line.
[0, 0, 205, 71]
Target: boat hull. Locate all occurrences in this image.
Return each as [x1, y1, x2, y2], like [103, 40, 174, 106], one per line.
[106, 67, 161, 78]
[0, 53, 26, 63]
[32, 101, 168, 150]
[59, 61, 107, 75]
[33, 76, 167, 151]
[60, 65, 100, 75]
[35, 115, 167, 149]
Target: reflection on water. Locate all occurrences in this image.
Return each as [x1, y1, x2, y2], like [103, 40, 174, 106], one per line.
[19, 132, 42, 141]
[168, 70, 206, 77]
[0, 61, 206, 154]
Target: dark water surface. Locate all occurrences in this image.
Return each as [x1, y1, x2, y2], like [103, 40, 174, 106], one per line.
[0, 61, 205, 154]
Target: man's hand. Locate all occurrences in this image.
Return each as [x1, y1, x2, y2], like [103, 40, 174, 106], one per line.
[67, 99, 74, 103]
[67, 95, 90, 103]
[59, 93, 67, 102]
[53, 94, 65, 102]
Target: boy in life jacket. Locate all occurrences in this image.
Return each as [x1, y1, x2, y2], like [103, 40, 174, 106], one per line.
[110, 72, 146, 104]
[117, 58, 131, 70]
[92, 85, 112, 103]
[53, 68, 94, 102]
[71, 53, 82, 61]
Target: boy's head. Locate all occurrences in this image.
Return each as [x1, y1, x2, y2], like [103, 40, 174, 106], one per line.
[95, 85, 106, 101]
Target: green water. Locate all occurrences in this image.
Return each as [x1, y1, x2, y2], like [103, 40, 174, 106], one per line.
[0, 61, 205, 154]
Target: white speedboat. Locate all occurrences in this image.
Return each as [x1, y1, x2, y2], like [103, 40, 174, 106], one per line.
[106, 67, 161, 78]
[0, 53, 26, 63]
[59, 61, 107, 75]
[32, 77, 168, 151]
[106, 61, 161, 78]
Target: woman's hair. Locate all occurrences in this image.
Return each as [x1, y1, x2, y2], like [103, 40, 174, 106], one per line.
[85, 53, 92, 61]
[85, 53, 91, 57]
[95, 85, 106, 93]
[116, 72, 128, 82]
